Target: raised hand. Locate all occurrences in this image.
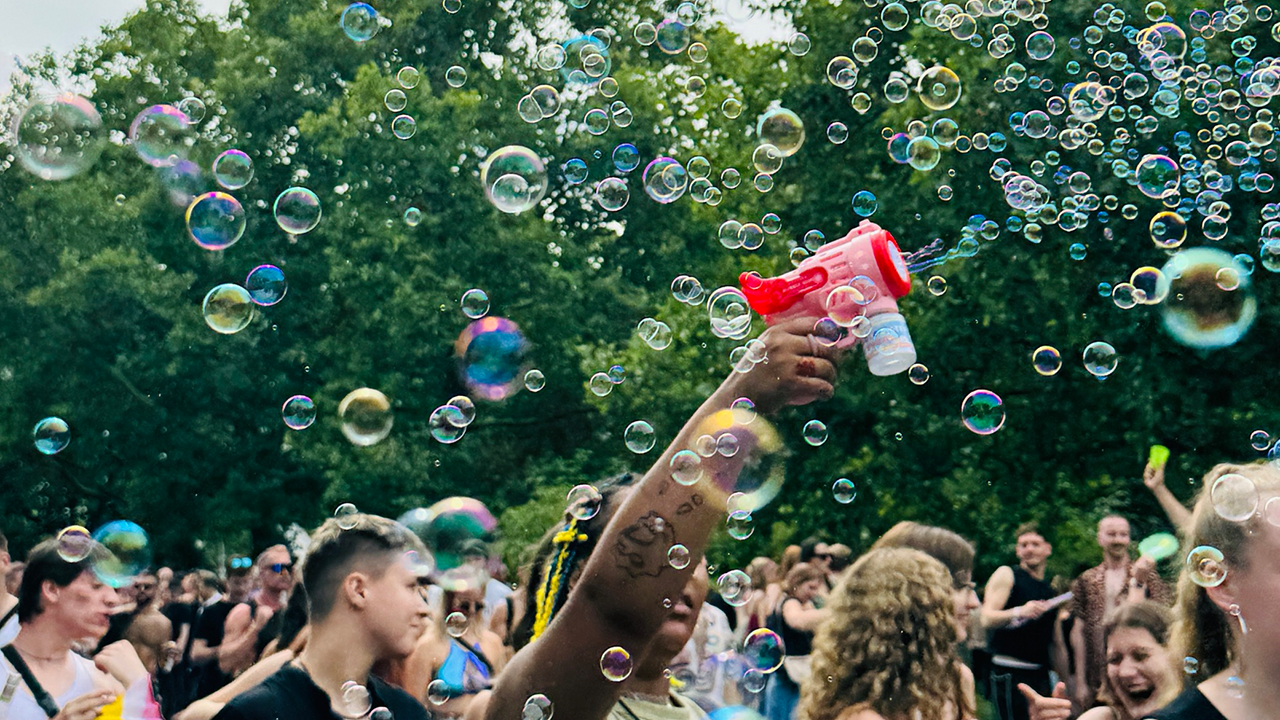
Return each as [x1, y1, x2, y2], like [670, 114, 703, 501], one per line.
[1019, 682, 1072, 720]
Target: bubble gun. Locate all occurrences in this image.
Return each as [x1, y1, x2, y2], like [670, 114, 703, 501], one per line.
[738, 220, 917, 376]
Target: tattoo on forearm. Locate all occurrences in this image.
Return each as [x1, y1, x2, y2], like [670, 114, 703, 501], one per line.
[676, 494, 704, 516]
[613, 511, 677, 578]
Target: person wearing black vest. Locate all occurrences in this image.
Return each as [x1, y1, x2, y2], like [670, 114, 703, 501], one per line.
[981, 523, 1067, 720]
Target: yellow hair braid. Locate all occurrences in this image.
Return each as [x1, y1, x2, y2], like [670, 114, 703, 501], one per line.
[530, 519, 587, 641]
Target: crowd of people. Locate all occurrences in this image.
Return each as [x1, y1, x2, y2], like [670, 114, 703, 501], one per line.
[0, 319, 1272, 720]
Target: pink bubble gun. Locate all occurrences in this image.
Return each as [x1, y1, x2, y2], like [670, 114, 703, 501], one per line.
[739, 220, 917, 376]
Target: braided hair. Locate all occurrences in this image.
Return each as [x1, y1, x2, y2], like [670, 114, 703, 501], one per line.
[512, 472, 637, 650]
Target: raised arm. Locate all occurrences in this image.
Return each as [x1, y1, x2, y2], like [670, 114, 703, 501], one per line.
[1142, 460, 1191, 531]
[477, 317, 839, 720]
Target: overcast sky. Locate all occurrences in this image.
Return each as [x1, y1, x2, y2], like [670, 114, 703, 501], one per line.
[3, 0, 784, 91]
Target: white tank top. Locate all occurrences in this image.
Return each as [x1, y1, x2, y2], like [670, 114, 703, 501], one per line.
[0, 651, 96, 720]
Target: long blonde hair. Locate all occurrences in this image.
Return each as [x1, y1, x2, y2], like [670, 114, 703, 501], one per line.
[799, 548, 968, 720]
[1171, 461, 1280, 679]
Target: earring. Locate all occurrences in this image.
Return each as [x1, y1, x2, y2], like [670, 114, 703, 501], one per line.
[1228, 603, 1248, 635]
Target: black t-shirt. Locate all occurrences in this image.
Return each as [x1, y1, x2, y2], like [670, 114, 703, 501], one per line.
[211, 664, 430, 720]
[193, 600, 241, 697]
[164, 602, 197, 639]
[1144, 687, 1229, 720]
[989, 567, 1056, 667]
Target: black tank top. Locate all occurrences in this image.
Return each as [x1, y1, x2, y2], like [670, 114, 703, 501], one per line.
[989, 567, 1055, 666]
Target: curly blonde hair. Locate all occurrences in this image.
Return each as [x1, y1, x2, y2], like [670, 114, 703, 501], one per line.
[798, 547, 968, 720]
[1171, 461, 1280, 679]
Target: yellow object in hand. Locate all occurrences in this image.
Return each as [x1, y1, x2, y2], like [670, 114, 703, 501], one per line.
[1149, 444, 1170, 469]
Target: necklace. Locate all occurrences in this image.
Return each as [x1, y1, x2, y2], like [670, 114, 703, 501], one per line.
[12, 645, 66, 663]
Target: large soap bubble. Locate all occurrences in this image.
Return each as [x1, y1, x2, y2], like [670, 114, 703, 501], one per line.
[1157, 248, 1256, 349]
[756, 108, 805, 157]
[480, 146, 548, 214]
[12, 93, 105, 181]
[454, 317, 529, 401]
[128, 105, 193, 167]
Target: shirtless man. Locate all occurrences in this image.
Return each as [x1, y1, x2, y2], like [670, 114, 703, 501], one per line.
[1069, 516, 1171, 711]
[121, 570, 174, 675]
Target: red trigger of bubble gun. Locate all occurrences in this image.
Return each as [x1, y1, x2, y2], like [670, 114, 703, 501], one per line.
[739, 220, 917, 376]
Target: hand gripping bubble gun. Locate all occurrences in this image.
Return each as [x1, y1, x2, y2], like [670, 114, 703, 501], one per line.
[739, 220, 917, 376]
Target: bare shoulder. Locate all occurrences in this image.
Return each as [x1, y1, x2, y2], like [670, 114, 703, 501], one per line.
[1079, 707, 1116, 720]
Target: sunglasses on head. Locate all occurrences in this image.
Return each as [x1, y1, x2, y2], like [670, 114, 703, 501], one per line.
[230, 556, 253, 570]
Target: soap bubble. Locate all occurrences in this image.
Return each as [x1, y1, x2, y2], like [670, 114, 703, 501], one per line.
[642, 157, 689, 203]
[881, 3, 909, 30]
[454, 317, 528, 401]
[852, 190, 878, 217]
[1250, 430, 1272, 452]
[708, 287, 752, 340]
[56, 526, 93, 562]
[752, 144, 784, 174]
[13, 93, 105, 181]
[91, 521, 151, 588]
[600, 647, 633, 682]
[567, 484, 603, 520]
[832, 478, 856, 504]
[1135, 154, 1180, 199]
[445, 66, 468, 87]
[397, 66, 421, 88]
[718, 569, 752, 606]
[246, 265, 288, 306]
[33, 417, 71, 455]
[282, 396, 317, 430]
[827, 122, 849, 144]
[1032, 346, 1062, 376]
[339, 388, 393, 446]
[129, 105, 192, 167]
[625, 420, 656, 454]
[481, 146, 547, 214]
[429, 405, 467, 444]
[562, 158, 589, 185]
[1068, 82, 1114, 123]
[1186, 545, 1227, 587]
[655, 19, 690, 54]
[213, 149, 253, 190]
[961, 390, 1005, 435]
[802, 420, 828, 446]
[461, 289, 490, 319]
[1158, 248, 1257, 349]
[1150, 211, 1187, 248]
[1211, 473, 1259, 522]
[927, 276, 947, 296]
[202, 284, 255, 334]
[742, 629, 784, 673]
[524, 369, 546, 392]
[392, 115, 417, 139]
[1082, 342, 1118, 378]
[426, 680, 449, 705]
[522, 695, 553, 720]
[187, 192, 246, 250]
[908, 364, 930, 385]
[594, 177, 630, 211]
[918, 66, 962, 110]
[671, 450, 703, 485]
[341, 3, 380, 42]
[727, 511, 754, 540]
[826, 57, 858, 89]
[274, 187, 323, 234]
[757, 108, 805, 156]
[1130, 267, 1167, 305]
[1026, 31, 1055, 60]
[335, 503, 360, 530]
[405, 497, 497, 580]
[340, 682, 372, 717]
[907, 136, 941, 171]
[176, 97, 205, 123]
[668, 544, 691, 569]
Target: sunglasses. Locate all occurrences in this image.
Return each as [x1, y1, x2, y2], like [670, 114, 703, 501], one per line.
[451, 600, 485, 612]
[269, 563, 292, 574]
[229, 557, 253, 570]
